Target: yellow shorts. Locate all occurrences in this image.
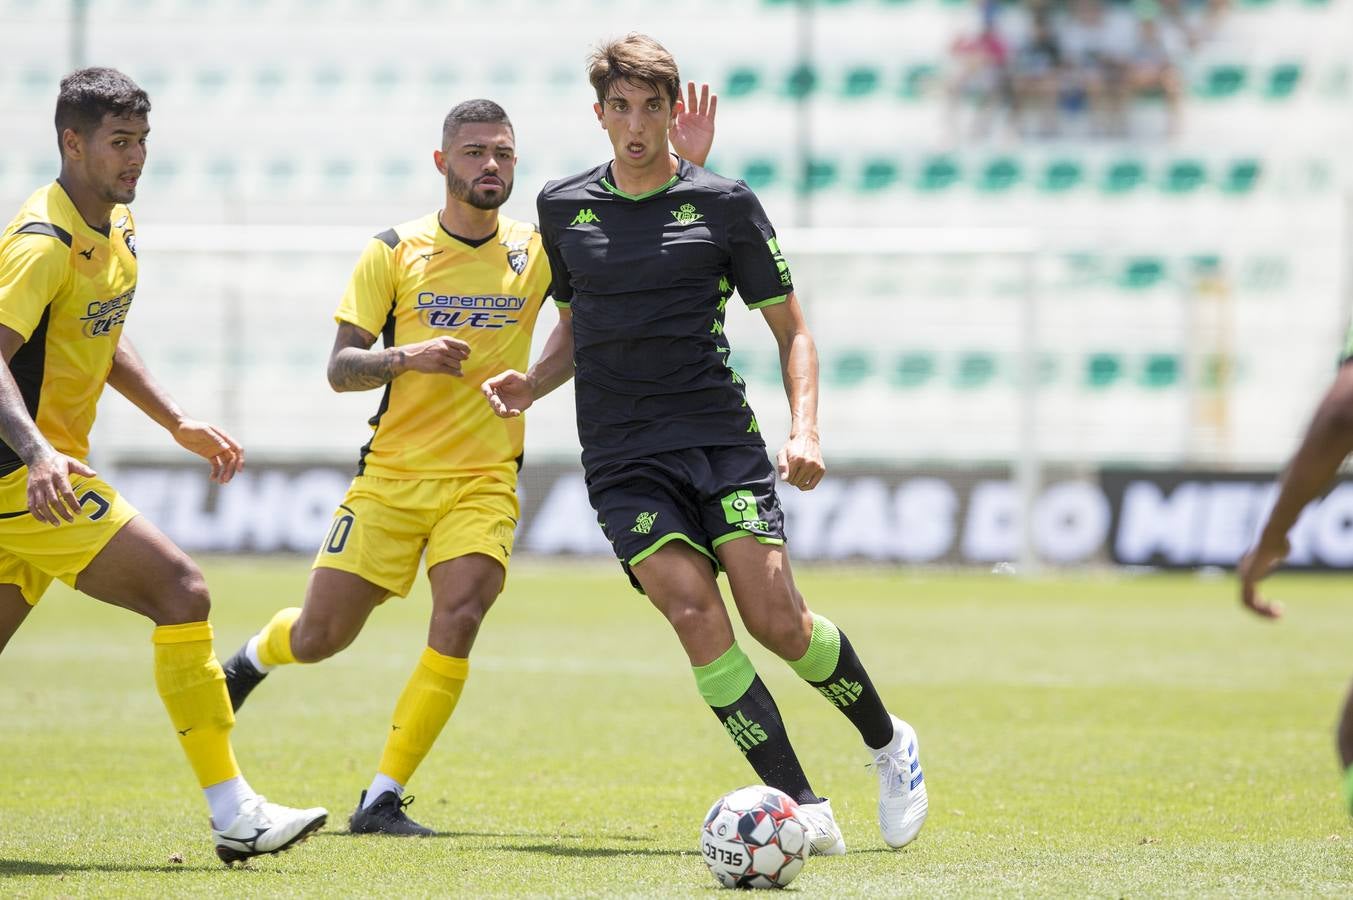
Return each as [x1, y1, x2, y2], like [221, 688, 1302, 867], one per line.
[0, 468, 140, 605]
[312, 472, 519, 597]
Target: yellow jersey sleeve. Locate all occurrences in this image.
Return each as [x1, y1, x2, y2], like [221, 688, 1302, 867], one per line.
[0, 234, 68, 341]
[335, 236, 398, 337]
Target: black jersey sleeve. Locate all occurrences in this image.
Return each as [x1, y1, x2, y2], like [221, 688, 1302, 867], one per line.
[724, 181, 793, 308]
[537, 192, 575, 307]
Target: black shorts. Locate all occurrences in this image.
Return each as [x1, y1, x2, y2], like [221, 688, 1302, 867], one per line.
[585, 445, 787, 592]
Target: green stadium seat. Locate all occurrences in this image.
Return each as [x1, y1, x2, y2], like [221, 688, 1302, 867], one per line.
[312, 67, 344, 93]
[20, 68, 52, 96]
[1265, 63, 1302, 99]
[425, 67, 456, 89]
[252, 67, 284, 96]
[1120, 257, 1166, 289]
[264, 159, 296, 186]
[195, 68, 227, 96]
[382, 159, 414, 184]
[784, 64, 817, 99]
[1040, 159, 1083, 193]
[953, 352, 997, 389]
[1195, 63, 1246, 98]
[1162, 159, 1206, 193]
[860, 158, 899, 192]
[891, 352, 936, 388]
[1220, 158, 1261, 194]
[370, 67, 400, 94]
[842, 66, 880, 98]
[323, 160, 354, 186]
[1101, 159, 1145, 193]
[1140, 354, 1181, 388]
[978, 157, 1022, 192]
[725, 67, 760, 98]
[206, 160, 238, 187]
[741, 159, 778, 191]
[898, 63, 939, 100]
[828, 351, 873, 387]
[917, 155, 960, 192]
[1085, 353, 1123, 388]
[800, 160, 838, 192]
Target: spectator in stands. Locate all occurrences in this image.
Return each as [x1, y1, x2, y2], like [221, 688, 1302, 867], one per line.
[945, 0, 1014, 140]
[1056, 0, 1138, 137]
[1125, 3, 1186, 136]
[1010, 0, 1065, 138]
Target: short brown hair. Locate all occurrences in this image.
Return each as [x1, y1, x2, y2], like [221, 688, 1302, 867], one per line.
[587, 34, 680, 106]
[55, 67, 150, 156]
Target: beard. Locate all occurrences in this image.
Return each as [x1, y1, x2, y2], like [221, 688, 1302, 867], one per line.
[446, 169, 512, 210]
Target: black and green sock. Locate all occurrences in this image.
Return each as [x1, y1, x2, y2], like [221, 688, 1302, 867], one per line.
[694, 643, 819, 805]
[789, 614, 895, 750]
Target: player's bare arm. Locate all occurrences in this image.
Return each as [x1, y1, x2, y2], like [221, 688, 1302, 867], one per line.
[107, 334, 243, 484]
[482, 307, 574, 418]
[1240, 361, 1353, 619]
[761, 294, 824, 492]
[0, 323, 94, 525]
[669, 81, 717, 166]
[328, 321, 471, 392]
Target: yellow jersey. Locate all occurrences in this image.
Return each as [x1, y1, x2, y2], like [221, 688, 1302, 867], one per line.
[337, 212, 552, 480]
[0, 182, 136, 475]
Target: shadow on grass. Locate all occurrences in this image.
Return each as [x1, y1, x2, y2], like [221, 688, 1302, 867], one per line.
[0, 859, 218, 876]
[327, 830, 684, 857]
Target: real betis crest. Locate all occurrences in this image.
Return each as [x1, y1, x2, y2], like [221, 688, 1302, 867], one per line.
[671, 202, 703, 226]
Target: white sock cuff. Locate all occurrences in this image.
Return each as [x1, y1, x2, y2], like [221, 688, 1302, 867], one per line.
[245, 634, 273, 673]
[364, 773, 405, 808]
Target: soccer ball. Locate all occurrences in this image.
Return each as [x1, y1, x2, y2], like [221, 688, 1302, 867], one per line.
[699, 785, 809, 889]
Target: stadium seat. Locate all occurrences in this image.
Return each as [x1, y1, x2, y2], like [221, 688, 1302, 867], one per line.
[1220, 158, 1261, 194]
[842, 66, 880, 98]
[194, 67, 228, 98]
[953, 352, 997, 389]
[252, 66, 285, 98]
[1085, 353, 1123, 388]
[892, 352, 936, 388]
[1195, 63, 1247, 99]
[917, 155, 960, 192]
[1040, 158, 1084, 193]
[741, 159, 778, 191]
[801, 159, 838, 192]
[783, 64, 817, 99]
[1101, 159, 1145, 193]
[1140, 353, 1181, 388]
[898, 63, 939, 100]
[1120, 257, 1166, 289]
[828, 351, 873, 387]
[1162, 159, 1206, 193]
[860, 158, 900, 192]
[978, 157, 1022, 192]
[725, 66, 760, 99]
[1264, 63, 1302, 99]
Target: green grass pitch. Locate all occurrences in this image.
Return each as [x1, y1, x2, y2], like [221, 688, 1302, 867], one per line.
[2, 559, 1351, 896]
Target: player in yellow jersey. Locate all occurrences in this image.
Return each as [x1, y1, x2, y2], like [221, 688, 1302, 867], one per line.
[222, 90, 716, 834]
[0, 68, 327, 864]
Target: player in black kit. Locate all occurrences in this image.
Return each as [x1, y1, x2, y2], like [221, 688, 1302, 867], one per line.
[481, 34, 927, 854]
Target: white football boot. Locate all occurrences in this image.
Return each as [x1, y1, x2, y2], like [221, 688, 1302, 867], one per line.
[795, 798, 846, 856]
[213, 795, 328, 865]
[872, 715, 928, 848]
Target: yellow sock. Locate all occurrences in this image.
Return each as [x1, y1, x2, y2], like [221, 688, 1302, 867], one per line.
[153, 622, 240, 788]
[257, 607, 302, 667]
[377, 647, 469, 784]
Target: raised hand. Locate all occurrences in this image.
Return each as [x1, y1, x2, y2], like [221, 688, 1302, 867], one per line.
[670, 81, 717, 167]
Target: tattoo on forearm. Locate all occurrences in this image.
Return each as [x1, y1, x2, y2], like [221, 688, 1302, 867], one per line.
[329, 347, 403, 391]
[0, 396, 49, 465]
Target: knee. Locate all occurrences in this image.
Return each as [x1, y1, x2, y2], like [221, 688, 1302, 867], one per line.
[290, 618, 350, 663]
[154, 560, 211, 624]
[661, 600, 723, 638]
[432, 587, 497, 645]
[745, 606, 812, 661]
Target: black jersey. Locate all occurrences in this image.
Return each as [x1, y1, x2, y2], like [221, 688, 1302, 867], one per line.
[537, 158, 793, 473]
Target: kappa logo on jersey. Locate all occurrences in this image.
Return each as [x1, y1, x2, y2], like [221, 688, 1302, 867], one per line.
[416, 292, 527, 329]
[501, 237, 530, 275]
[570, 208, 601, 226]
[767, 237, 791, 287]
[631, 511, 659, 534]
[670, 202, 703, 226]
[80, 288, 134, 338]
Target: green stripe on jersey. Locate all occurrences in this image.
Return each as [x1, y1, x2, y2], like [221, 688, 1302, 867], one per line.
[600, 174, 680, 202]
